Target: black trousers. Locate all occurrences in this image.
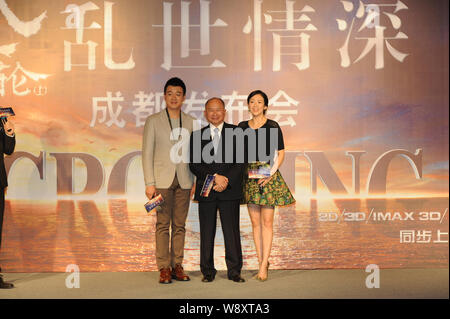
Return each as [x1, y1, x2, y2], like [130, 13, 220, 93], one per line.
[0, 188, 4, 250]
[198, 199, 243, 278]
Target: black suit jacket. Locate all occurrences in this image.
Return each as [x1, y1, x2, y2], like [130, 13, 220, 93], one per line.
[189, 122, 244, 202]
[0, 128, 15, 189]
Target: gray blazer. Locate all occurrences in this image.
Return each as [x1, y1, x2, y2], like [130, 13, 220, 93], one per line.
[142, 110, 198, 189]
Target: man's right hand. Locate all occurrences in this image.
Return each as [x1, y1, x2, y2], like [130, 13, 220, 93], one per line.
[145, 185, 157, 200]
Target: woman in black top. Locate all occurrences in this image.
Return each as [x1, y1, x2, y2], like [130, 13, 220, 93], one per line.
[0, 117, 15, 289]
[238, 90, 295, 281]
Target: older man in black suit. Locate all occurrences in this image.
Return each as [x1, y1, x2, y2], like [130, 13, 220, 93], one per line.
[0, 117, 15, 289]
[189, 97, 245, 283]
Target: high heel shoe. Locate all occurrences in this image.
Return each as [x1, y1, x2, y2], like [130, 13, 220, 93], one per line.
[256, 275, 267, 282]
[253, 261, 261, 279]
[256, 262, 269, 281]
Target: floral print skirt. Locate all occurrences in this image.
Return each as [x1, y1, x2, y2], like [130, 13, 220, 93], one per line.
[242, 162, 296, 207]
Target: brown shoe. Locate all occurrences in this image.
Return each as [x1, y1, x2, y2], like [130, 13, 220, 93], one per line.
[159, 267, 172, 284]
[171, 264, 190, 281]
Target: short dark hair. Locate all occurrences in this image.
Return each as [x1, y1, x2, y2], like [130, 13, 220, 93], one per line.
[164, 77, 186, 96]
[205, 97, 225, 109]
[247, 90, 269, 114]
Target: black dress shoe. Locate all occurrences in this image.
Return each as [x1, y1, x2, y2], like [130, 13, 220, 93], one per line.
[0, 276, 14, 289]
[228, 275, 245, 283]
[201, 275, 214, 282]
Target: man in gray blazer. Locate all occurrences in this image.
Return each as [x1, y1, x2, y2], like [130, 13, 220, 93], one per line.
[142, 77, 197, 284]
